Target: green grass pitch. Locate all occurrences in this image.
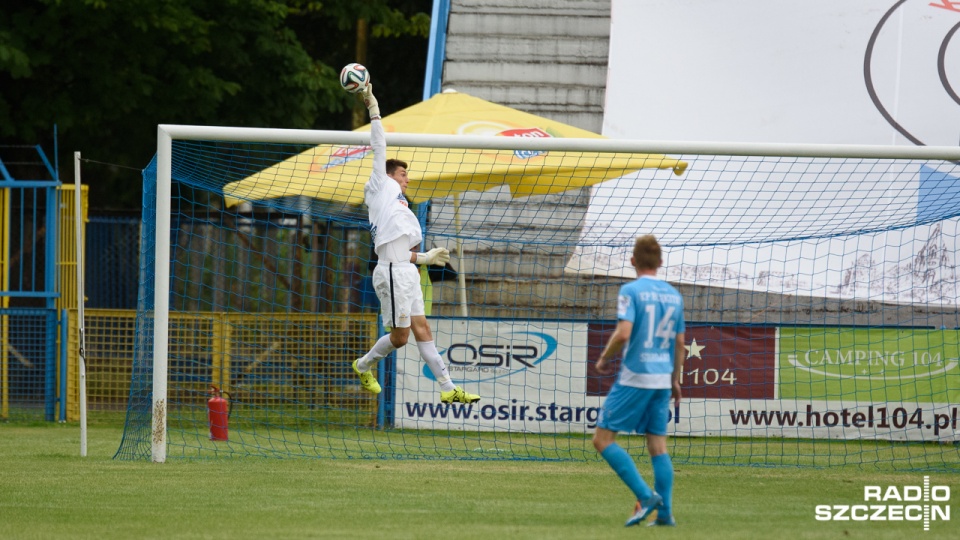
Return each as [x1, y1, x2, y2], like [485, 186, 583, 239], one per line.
[1, 424, 957, 539]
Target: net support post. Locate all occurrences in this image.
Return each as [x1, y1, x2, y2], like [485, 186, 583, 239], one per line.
[453, 194, 468, 317]
[73, 152, 87, 456]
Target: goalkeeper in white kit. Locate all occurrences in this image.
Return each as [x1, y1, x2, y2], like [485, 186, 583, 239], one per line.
[351, 84, 480, 404]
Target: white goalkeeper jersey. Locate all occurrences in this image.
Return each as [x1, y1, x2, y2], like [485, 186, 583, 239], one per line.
[364, 119, 422, 252]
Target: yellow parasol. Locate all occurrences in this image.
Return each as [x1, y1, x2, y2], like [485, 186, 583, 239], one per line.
[222, 90, 686, 206]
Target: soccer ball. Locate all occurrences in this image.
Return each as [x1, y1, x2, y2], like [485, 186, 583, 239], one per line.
[340, 63, 370, 94]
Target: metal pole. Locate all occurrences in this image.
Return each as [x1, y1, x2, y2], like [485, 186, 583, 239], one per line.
[454, 194, 468, 318]
[73, 152, 87, 457]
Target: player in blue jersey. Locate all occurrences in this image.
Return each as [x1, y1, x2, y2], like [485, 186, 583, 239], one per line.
[593, 234, 685, 527]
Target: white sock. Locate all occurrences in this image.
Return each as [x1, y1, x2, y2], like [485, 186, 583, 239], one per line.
[417, 340, 456, 392]
[357, 335, 397, 372]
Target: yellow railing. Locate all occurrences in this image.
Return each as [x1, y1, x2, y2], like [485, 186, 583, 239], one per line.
[57, 184, 87, 313]
[57, 184, 87, 422]
[64, 309, 379, 421]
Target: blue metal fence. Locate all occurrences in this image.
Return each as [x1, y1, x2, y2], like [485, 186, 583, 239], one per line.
[85, 216, 141, 309]
[0, 143, 61, 421]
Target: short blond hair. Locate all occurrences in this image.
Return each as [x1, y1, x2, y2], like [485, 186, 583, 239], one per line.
[632, 234, 662, 271]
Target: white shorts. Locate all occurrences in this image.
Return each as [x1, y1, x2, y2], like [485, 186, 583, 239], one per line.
[372, 262, 424, 329]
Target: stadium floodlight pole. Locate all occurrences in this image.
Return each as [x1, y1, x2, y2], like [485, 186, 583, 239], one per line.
[74, 151, 87, 457]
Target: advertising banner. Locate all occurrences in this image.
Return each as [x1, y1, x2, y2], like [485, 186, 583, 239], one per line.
[394, 319, 592, 432]
[672, 327, 960, 441]
[395, 321, 959, 441]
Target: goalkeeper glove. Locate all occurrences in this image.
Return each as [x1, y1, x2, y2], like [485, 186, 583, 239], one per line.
[416, 247, 450, 266]
[362, 85, 380, 119]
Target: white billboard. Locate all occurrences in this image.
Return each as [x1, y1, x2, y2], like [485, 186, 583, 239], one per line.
[573, 0, 960, 304]
[604, 0, 960, 146]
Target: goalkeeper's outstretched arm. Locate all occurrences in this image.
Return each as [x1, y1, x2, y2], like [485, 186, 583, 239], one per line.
[365, 85, 386, 188]
[362, 84, 380, 120]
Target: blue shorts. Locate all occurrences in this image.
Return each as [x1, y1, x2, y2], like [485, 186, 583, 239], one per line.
[597, 385, 671, 435]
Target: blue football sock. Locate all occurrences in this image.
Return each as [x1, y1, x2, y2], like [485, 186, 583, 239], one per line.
[651, 453, 674, 518]
[601, 444, 653, 502]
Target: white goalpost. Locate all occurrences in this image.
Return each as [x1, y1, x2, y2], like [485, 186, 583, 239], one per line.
[146, 123, 960, 467]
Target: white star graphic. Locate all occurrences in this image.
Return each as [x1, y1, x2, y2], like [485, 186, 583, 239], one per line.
[685, 339, 705, 359]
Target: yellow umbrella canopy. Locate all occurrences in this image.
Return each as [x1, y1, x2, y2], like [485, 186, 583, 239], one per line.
[222, 90, 687, 206]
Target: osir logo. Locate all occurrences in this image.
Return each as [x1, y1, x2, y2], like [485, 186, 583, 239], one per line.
[815, 476, 951, 531]
[426, 331, 558, 383]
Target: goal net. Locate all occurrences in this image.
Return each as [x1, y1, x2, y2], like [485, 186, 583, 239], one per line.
[115, 125, 960, 471]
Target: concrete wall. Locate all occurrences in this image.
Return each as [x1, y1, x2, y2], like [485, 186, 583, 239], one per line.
[443, 0, 611, 133]
[430, 0, 611, 283]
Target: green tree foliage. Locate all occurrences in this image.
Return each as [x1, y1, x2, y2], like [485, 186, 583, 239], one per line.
[287, 0, 431, 122]
[0, 0, 430, 209]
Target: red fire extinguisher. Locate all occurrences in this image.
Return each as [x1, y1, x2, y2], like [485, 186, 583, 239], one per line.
[208, 385, 230, 441]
